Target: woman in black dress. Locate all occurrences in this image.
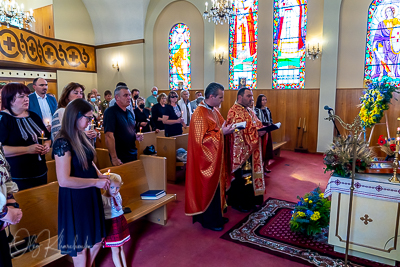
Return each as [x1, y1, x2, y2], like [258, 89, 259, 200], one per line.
[53, 98, 110, 266]
[134, 97, 152, 133]
[254, 94, 273, 173]
[163, 91, 185, 137]
[151, 93, 168, 133]
[0, 83, 51, 190]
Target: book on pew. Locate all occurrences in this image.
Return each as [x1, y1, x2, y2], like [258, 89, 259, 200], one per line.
[257, 122, 281, 132]
[140, 190, 166, 200]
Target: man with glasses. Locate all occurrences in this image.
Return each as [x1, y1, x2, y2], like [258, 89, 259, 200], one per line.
[28, 77, 57, 131]
[103, 85, 144, 166]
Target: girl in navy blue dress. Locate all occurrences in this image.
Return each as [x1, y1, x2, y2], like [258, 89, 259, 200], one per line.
[53, 98, 110, 266]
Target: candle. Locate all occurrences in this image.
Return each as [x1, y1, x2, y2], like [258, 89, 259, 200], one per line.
[303, 117, 306, 129]
[41, 131, 44, 139]
[46, 119, 50, 126]
[397, 127, 400, 133]
[298, 118, 301, 128]
[151, 103, 154, 107]
[140, 127, 142, 133]
[91, 118, 94, 125]
[105, 169, 110, 175]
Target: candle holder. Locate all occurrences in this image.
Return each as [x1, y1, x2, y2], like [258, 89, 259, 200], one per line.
[38, 137, 47, 145]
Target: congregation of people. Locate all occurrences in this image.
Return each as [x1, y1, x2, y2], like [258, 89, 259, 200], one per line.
[0, 79, 274, 267]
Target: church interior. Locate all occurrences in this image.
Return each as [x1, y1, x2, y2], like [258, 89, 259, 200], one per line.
[3, 0, 400, 266]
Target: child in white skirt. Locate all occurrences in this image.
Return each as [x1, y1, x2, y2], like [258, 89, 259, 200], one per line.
[102, 173, 130, 267]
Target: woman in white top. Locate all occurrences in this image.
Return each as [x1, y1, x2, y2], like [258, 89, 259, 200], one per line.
[0, 143, 22, 267]
[51, 82, 97, 142]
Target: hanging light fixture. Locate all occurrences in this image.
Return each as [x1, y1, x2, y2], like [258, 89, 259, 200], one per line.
[203, 0, 234, 25]
[0, 0, 35, 30]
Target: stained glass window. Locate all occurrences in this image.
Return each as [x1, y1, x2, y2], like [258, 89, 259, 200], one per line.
[364, 0, 400, 86]
[272, 0, 307, 89]
[229, 0, 258, 90]
[169, 23, 191, 90]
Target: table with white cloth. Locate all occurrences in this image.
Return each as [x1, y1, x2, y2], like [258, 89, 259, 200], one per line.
[324, 173, 400, 266]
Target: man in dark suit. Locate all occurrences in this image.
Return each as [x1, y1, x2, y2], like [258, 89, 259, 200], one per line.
[28, 77, 57, 132]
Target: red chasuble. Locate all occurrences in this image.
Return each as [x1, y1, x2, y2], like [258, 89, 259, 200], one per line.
[226, 102, 265, 196]
[185, 102, 227, 216]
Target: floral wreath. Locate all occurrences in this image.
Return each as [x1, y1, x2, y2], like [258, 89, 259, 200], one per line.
[359, 79, 398, 128]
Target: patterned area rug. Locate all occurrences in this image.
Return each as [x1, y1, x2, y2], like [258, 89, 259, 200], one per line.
[221, 198, 398, 267]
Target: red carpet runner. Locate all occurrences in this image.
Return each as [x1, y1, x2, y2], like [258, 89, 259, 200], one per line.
[221, 198, 398, 267]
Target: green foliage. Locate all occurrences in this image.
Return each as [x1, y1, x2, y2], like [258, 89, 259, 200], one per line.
[289, 187, 331, 236]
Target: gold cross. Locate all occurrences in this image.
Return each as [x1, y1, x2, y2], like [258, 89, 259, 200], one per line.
[360, 214, 373, 225]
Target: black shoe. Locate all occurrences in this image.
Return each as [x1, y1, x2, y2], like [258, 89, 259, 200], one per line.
[232, 205, 251, 213]
[202, 224, 223, 231]
[223, 217, 229, 224]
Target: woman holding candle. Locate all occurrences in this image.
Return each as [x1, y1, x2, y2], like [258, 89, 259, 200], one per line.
[163, 91, 185, 137]
[151, 93, 168, 133]
[51, 82, 97, 142]
[53, 98, 110, 266]
[0, 83, 51, 190]
[134, 97, 153, 133]
[254, 94, 273, 173]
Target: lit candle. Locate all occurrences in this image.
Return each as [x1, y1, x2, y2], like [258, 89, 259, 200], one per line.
[46, 119, 50, 126]
[397, 127, 400, 133]
[140, 127, 142, 133]
[41, 131, 44, 139]
[298, 118, 301, 128]
[205, 1, 208, 11]
[105, 169, 110, 175]
[91, 118, 94, 125]
[98, 122, 101, 127]
[151, 103, 154, 107]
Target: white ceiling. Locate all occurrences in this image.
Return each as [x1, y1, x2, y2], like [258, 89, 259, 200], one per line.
[81, 0, 151, 45]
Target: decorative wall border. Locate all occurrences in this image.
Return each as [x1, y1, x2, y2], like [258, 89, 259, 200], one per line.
[0, 26, 96, 72]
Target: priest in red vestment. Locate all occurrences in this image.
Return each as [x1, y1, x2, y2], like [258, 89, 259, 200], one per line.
[185, 82, 235, 231]
[226, 88, 266, 212]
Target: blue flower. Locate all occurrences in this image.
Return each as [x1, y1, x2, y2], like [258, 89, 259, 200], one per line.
[306, 210, 313, 216]
[297, 201, 302, 206]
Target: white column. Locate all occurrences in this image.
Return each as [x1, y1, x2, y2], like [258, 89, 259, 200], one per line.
[317, 0, 343, 152]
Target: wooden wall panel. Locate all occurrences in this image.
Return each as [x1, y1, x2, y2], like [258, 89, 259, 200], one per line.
[335, 89, 400, 156]
[159, 89, 320, 153]
[31, 5, 55, 38]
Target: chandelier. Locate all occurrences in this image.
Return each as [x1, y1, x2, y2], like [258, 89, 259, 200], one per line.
[203, 0, 234, 25]
[0, 0, 35, 29]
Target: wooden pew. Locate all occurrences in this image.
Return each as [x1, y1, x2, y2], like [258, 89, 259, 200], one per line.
[95, 148, 112, 170]
[95, 130, 107, 149]
[11, 156, 175, 267]
[135, 130, 165, 157]
[272, 141, 288, 157]
[100, 155, 175, 225]
[46, 160, 57, 183]
[156, 133, 189, 183]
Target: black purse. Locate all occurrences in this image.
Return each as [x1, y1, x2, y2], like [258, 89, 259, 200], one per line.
[143, 145, 156, 155]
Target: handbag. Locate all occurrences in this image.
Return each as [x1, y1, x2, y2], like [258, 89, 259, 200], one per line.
[143, 145, 156, 155]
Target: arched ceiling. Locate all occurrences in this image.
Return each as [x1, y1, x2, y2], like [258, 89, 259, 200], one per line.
[81, 0, 150, 45]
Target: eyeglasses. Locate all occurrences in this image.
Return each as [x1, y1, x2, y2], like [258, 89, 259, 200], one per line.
[83, 115, 94, 122]
[170, 95, 178, 98]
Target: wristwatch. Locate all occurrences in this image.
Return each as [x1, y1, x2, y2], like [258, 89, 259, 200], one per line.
[6, 203, 19, 209]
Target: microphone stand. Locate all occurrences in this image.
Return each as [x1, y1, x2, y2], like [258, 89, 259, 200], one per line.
[328, 109, 341, 137]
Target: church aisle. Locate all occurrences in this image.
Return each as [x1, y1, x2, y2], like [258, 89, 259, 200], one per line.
[48, 151, 330, 267]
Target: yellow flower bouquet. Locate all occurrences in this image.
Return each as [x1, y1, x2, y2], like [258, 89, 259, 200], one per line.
[359, 79, 398, 128]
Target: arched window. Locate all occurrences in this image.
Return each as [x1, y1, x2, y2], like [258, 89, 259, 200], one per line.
[364, 0, 400, 85]
[169, 23, 191, 90]
[229, 0, 258, 90]
[272, 0, 307, 89]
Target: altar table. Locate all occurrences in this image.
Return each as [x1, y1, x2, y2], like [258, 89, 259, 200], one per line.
[325, 173, 400, 266]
